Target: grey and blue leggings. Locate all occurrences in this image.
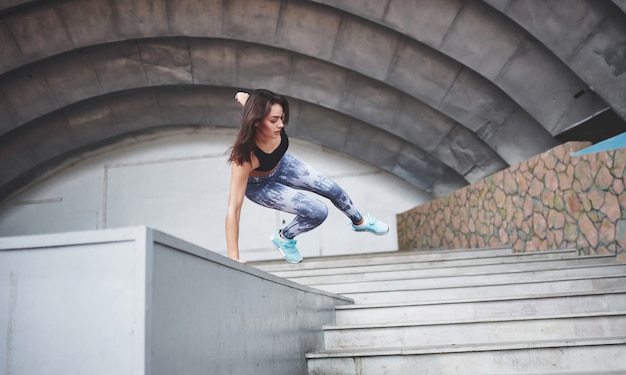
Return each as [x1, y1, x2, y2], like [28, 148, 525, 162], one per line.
[246, 153, 363, 239]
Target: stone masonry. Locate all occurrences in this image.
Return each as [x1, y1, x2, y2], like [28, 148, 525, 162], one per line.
[397, 142, 626, 262]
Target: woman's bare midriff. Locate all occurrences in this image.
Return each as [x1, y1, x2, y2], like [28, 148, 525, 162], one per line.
[249, 166, 277, 178]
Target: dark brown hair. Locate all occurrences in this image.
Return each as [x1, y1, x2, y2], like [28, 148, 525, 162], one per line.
[228, 89, 290, 166]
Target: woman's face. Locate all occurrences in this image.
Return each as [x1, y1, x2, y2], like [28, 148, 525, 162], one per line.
[256, 103, 285, 139]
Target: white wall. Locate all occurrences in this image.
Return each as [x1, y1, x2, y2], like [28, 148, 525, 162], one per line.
[0, 127, 430, 261]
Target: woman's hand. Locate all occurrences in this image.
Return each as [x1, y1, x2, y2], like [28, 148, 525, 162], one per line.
[234, 92, 249, 106]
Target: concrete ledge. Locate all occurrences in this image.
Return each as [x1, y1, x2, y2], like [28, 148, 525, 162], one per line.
[0, 227, 351, 375]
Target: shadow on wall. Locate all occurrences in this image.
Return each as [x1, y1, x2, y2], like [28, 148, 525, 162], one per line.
[397, 142, 626, 262]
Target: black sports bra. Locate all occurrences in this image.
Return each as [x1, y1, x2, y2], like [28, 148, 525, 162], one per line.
[253, 129, 288, 172]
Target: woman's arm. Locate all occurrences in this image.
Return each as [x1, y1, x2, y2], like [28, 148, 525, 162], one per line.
[225, 161, 253, 263]
[226, 91, 251, 263]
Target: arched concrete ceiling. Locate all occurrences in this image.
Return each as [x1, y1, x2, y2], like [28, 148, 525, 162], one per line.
[0, 0, 625, 202]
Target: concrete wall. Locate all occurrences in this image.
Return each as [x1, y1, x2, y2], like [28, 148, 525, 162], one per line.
[398, 142, 626, 262]
[0, 127, 430, 261]
[0, 227, 351, 375]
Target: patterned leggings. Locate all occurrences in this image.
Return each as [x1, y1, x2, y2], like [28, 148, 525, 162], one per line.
[246, 153, 363, 239]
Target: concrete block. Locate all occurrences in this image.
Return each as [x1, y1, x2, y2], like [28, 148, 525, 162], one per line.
[392, 144, 447, 190]
[383, 0, 463, 47]
[154, 86, 211, 125]
[387, 40, 461, 108]
[203, 88, 243, 127]
[433, 124, 504, 178]
[440, 0, 523, 79]
[493, 38, 592, 133]
[4, 3, 73, 60]
[288, 57, 349, 108]
[440, 68, 517, 132]
[57, 0, 118, 47]
[88, 41, 148, 92]
[236, 43, 292, 93]
[497, 0, 609, 59]
[0, 89, 21, 135]
[613, 0, 626, 13]
[15, 113, 77, 162]
[413, 168, 467, 198]
[309, 0, 387, 21]
[289, 102, 352, 151]
[332, 16, 401, 80]
[275, 1, 341, 61]
[0, 133, 39, 185]
[0, 70, 59, 123]
[339, 75, 402, 128]
[463, 158, 509, 184]
[0, 227, 351, 375]
[168, 0, 223, 37]
[552, 90, 611, 135]
[189, 39, 238, 86]
[107, 90, 162, 131]
[343, 120, 403, 170]
[387, 95, 456, 153]
[42, 53, 103, 106]
[110, 0, 169, 38]
[138, 39, 193, 85]
[222, 0, 281, 43]
[0, 18, 26, 73]
[65, 99, 117, 143]
[566, 14, 626, 118]
[487, 109, 560, 166]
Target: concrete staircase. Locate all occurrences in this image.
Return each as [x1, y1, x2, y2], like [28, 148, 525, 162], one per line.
[253, 247, 626, 374]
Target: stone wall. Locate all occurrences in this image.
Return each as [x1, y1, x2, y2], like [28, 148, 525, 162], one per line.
[397, 142, 626, 262]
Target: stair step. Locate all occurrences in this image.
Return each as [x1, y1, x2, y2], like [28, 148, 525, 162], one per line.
[323, 313, 626, 350]
[295, 246, 624, 374]
[307, 336, 626, 358]
[308, 264, 626, 294]
[283, 256, 617, 285]
[269, 253, 612, 279]
[254, 247, 577, 272]
[335, 291, 626, 325]
[306, 338, 626, 374]
[343, 276, 626, 304]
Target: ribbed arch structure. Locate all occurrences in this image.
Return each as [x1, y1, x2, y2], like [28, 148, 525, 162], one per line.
[0, 0, 624, 201]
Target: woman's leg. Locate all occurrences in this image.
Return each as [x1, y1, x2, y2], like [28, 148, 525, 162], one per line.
[246, 179, 329, 239]
[276, 153, 363, 225]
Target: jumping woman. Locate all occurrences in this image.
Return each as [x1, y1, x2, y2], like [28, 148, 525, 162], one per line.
[225, 89, 389, 264]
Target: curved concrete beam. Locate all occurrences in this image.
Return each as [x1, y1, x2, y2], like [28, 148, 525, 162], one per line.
[0, 1, 557, 157]
[4, 0, 613, 202]
[0, 86, 467, 199]
[483, 0, 626, 126]
[307, 0, 609, 133]
[0, 38, 508, 179]
[613, 0, 626, 13]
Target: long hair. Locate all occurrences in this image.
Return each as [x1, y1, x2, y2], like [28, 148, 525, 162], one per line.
[228, 89, 290, 166]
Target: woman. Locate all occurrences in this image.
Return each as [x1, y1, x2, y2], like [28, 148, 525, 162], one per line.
[225, 89, 388, 264]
